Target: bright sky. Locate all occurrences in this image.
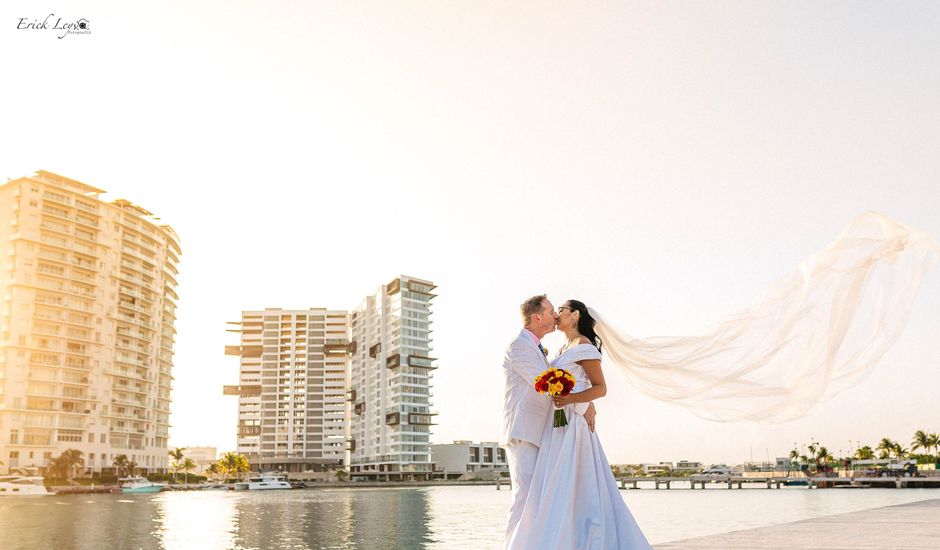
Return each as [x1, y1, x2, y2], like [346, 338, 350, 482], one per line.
[2, 1, 938, 464]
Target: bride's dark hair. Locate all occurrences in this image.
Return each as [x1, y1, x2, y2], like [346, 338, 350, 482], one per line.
[567, 299, 602, 351]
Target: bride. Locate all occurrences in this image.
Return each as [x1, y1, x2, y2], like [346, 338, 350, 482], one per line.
[508, 299, 652, 550]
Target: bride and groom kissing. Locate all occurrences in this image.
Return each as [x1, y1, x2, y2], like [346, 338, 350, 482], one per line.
[501, 295, 651, 550]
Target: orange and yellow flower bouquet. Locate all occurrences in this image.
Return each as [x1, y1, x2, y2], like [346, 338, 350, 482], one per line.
[534, 368, 576, 427]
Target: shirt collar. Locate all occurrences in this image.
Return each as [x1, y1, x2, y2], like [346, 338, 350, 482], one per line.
[523, 328, 541, 346]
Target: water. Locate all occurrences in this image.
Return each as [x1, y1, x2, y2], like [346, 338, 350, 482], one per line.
[1, 486, 938, 549]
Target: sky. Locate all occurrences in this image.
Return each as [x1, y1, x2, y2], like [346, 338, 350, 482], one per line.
[1, 1, 938, 464]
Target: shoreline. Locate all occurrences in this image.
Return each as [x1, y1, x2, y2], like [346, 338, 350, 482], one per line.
[655, 497, 940, 549]
[50, 479, 506, 495]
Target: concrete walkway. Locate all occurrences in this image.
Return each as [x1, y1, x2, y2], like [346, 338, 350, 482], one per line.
[655, 498, 940, 549]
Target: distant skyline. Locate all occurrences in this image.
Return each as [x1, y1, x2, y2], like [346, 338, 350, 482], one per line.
[1, 1, 938, 463]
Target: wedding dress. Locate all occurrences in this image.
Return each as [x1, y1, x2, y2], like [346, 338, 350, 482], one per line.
[508, 344, 652, 550]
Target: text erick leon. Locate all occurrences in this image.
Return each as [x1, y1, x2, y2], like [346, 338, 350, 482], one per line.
[17, 14, 87, 38]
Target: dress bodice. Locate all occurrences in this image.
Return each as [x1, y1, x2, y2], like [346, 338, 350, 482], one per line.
[550, 343, 601, 393]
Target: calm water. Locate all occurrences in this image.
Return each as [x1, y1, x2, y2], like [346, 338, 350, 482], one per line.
[1, 486, 939, 549]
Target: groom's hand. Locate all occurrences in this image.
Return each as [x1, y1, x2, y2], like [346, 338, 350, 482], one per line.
[585, 402, 596, 432]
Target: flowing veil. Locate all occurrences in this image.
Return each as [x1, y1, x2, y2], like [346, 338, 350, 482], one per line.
[589, 211, 940, 422]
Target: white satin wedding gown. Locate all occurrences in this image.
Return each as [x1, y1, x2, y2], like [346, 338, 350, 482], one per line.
[508, 344, 651, 550]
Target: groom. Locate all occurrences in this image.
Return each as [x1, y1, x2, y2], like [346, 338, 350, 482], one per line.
[500, 294, 596, 541]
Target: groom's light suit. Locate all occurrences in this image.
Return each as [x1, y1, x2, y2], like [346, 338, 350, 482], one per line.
[500, 328, 552, 541]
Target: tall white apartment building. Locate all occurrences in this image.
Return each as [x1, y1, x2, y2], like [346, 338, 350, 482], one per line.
[224, 308, 348, 472]
[0, 171, 181, 475]
[347, 275, 436, 481]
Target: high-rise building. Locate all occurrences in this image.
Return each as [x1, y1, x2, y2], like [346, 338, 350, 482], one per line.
[0, 171, 181, 475]
[224, 308, 348, 472]
[347, 275, 436, 481]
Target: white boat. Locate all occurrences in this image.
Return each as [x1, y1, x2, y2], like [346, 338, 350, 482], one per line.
[119, 476, 165, 494]
[246, 473, 291, 491]
[0, 475, 52, 496]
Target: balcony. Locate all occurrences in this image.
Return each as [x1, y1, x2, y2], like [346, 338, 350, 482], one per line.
[408, 413, 436, 426]
[407, 355, 437, 370]
[406, 280, 437, 297]
[353, 402, 365, 415]
[369, 343, 381, 358]
[346, 388, 357, 402]
[323, 339, 348, 355]
[222, 385, 262, 397]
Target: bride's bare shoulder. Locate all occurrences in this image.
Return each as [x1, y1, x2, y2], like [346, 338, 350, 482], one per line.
[576, 336, 592, 345]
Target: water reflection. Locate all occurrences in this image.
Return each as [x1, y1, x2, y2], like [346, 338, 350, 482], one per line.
[153, 491, 238, 549]
[230, 488, 431, 549]
[2, 486, 938, 549]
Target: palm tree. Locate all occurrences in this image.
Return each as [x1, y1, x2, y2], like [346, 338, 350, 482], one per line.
[181, 458, 196, 484]
[912, 430, 931, 454]
[112, 454, 130, 477]
[335, 469, 348, 482]
[168, 447, 185, 483]
[892, 443, 908, 460]
[789, 448, 800, 465]
[929, 433, 940, 458]
[219, 452, 250, 481]
[127, 460, 138, 477]
[50, 449, 85, 483]
[877, 438, 894, 460]
[206, 462, 221, 481]
[816, 446, 832, 466]
[855, 446, 874, 460]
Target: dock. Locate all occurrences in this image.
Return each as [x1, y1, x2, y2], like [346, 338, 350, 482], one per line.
[618, 475, 940, 490]
[654, 498, 940, 549]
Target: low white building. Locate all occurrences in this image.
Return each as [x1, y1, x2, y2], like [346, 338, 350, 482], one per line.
[180, 446, 217, 475]
[642, 462, 673, 475]
[431, 441, 507, 479]
[673, 460, 703, 473]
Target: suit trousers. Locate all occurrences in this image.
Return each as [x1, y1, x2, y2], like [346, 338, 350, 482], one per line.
[504, 439, 539, 544]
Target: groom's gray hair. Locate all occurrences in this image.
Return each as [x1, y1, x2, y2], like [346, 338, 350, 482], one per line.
[521, 294, 547, 325]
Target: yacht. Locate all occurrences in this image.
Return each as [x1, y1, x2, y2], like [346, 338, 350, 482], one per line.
[119, 476, 166, 494]
[0, 475, 52, 496]
[246, 473, 291, 491]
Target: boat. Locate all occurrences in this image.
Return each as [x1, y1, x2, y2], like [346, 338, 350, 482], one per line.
[246, 473, 291, 491]
[119, 476, 165, 494]
[0, 474, 53, 496]
[785, 480, 809, 486]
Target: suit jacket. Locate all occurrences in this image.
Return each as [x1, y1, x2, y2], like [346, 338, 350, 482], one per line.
[501, 329, 552, 447]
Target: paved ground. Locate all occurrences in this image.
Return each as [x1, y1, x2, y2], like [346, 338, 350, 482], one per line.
[655, 498, 940, 549]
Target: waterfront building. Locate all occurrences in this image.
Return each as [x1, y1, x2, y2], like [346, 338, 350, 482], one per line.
[175, 445, 217, 474]
[431, 440, 508, 479]
[224, 308, 348, 473]
[673, 460, 704, 474]
[347, 276, 437, 481]
[642, 462, 674, 475]
[0, 171, 181, 475]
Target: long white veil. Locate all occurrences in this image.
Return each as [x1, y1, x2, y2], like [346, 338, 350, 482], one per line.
[589, 212, 940, 422]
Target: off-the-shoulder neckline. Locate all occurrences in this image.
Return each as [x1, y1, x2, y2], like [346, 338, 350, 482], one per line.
[559, 343, 599, 355]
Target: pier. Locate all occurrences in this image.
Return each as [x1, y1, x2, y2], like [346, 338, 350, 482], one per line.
[655, 498, 940, 549]
[618, 475, 940, 490]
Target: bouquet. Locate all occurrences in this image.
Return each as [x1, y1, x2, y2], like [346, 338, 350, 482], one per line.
[534, 368, 576, 427]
